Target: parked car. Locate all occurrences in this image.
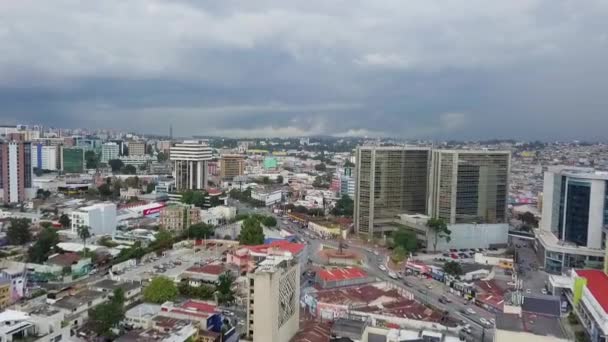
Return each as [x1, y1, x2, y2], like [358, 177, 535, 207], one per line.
[479, 318, 491, 326]
[379, 265, 387, 271]
[466, 308, 476, 315]
[388, 272, 398, 279]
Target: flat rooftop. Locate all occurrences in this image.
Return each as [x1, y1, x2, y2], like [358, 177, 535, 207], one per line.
[496, 312, 567, 339]
[575, 269, 608, 313]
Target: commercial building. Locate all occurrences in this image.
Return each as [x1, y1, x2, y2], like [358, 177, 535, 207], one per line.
[251, 187, 283, 206]
[538, 166, 608, 273]
[70, 202, 117, 236]
[263, 157, 278, 171]
[428, 149, 510, 225]
[31, 144, 59, 171]
[246, 255, 300, 342]
[170, 141, 212, 191]
[220, 154, 245, 180]
[61, 147, 85, 173]
[316, 267, 374, 289]
[101, 142, 120, 163]
[354, 146, 431, 237]
[0, 141, 34, 203]
[159, 205, 201, 231]
[340, 175, 355, 198]
[0, 278, 10, 309]
[129, 141, 146, 156]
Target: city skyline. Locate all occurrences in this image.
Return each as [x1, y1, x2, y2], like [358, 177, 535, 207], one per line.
[1, 1, 607, 140]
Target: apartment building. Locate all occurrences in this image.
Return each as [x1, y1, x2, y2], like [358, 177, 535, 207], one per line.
[128, 141, 146, 156]
[0, 141, 34, 203]
[246, 255, 300, 342]
[159, 205, 201, 231]
[101, 142, 120, 163]
[220, 154, 245, 180]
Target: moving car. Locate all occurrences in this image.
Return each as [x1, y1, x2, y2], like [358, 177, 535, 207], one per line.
[388, 271, 398, 279]
[378, 265, 387, 271]
[466, 308, 476, 315]
[479, 318, 491, 327]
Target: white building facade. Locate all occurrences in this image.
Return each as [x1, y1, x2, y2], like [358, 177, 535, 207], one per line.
[170, 141, 212, 191]
[70, 203, 117, 236]
[101, 142, 120, 163]
[539, 166, 608, 273]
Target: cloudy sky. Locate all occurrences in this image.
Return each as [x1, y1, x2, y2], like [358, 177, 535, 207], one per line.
[1, 0, 607, 140]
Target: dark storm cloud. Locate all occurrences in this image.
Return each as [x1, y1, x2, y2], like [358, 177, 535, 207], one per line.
[0, 0, 607, 139]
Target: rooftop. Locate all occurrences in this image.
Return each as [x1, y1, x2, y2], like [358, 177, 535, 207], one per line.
[575, 269, 608, 313]
[317, 267, 369, 282]
[46, 252, 81, 267]
[185, 262, 226, 276]
[125, 303, 162, 320]
[496, 312, 567, 338]
[93, 279, 141, 293]
[522, 295, 561, 317]
[53, 289, 105, 310]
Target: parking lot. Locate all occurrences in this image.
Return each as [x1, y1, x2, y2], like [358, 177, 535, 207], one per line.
[115, 245, 226, 282]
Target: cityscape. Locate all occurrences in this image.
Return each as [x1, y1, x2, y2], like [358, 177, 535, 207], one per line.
[1, 1, 608, 342]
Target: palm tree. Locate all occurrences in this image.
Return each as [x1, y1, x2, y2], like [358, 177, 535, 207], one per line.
[77, 225, 92, 256]
[427, 218, 451, 252]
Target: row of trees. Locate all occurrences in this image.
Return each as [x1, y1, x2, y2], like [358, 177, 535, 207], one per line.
[228, 188, 265, 207]
[143, 274, 235, 305]
[389, 218, 452, 262]
[181, 190, 224, 208]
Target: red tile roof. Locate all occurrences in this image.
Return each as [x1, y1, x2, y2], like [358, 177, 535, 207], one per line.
[181, 300, 217, 314]
[47, 252, 81, 267]
[575, 269, 608, 313]
[318, 267, 368, 282]
[207, 188, 223, 196]
[186, 263, 225, 275]
[245, 240, 306, 256]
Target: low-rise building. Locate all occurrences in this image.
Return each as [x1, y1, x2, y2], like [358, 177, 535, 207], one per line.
[91, 279, 142, 306]
[116, 316, 198, 342]
[159, 205, 201, 231]
[70, 202, 117, 236]
[251, 188, 283, 206]
[0, 278, 11, 309]
[125, 303, 162, 329]
[51, 289, 108, 327]
[316, 267, 374, 289]
[159, 300, 223, 333]
[180, 262, 227, 286]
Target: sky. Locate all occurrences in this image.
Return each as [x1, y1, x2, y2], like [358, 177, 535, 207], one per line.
[1, 0, 607, 140]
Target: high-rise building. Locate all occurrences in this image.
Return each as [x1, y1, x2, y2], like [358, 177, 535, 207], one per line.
[354, 146, 431, 237]
[101, 142, 119, 163]
[170, 141, 212, 191]
[538, 166, 607, 273]
[220, 154, 245, 180]
[61, 147, 85, 173]
[31, 144, 59, 171]
[246, 255, 299, 342]
[0, 141, 34, 203]
[128, 141, 146, 156]
[428, 149, 510, 225]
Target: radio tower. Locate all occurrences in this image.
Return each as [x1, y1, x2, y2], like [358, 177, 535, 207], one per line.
[169, 124, 173, 140]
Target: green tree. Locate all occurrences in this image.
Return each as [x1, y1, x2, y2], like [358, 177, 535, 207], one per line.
[146, 182, 156, 194]
[150, 230, 173, 252]
[216, 273, 236, 305]
[124, 176, 140, 188]
[7, 218, 32, 245]
[519, 211, 538, 227]
[443, 261, 463, 276]
[88, 288, 125, 336]
[181, 190, 194, 204]
[314, 163, 327, 172]
[183, 223, 215, 240]
[276, 175, 284, 184]
[392, 227, 418, 252]
[108, 159, 124, 172]
[28, 227, 60, 263]
[86, 187, 99, 198]
[238, 217, 264, 245]
[77, 226, 91, 256]
[261, 216, 277, 227]
[98, 183, 113, 197]
[59, 214, 71, 228]
[121, 164, 137, 175]
[85, 150, 99, 169]
[157, 151, 168, 162]
[331, 195, 354, 217]
[191, 191, 206, 208]
[427, 218, 451, 252]
[391, 246, 408, 263]
[143, 277, 178, 303]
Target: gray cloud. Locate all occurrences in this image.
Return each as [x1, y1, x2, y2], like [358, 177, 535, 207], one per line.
[0, 0, 607, 139]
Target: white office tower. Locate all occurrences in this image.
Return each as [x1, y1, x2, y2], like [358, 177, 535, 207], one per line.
[538, 166, 608, 273]
[170, 141, 212, 191]
[101, 142, 120, 163]
[246, 255, 300, 342]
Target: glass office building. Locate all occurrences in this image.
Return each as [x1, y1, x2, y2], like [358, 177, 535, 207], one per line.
[539, 167, 608, 273]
